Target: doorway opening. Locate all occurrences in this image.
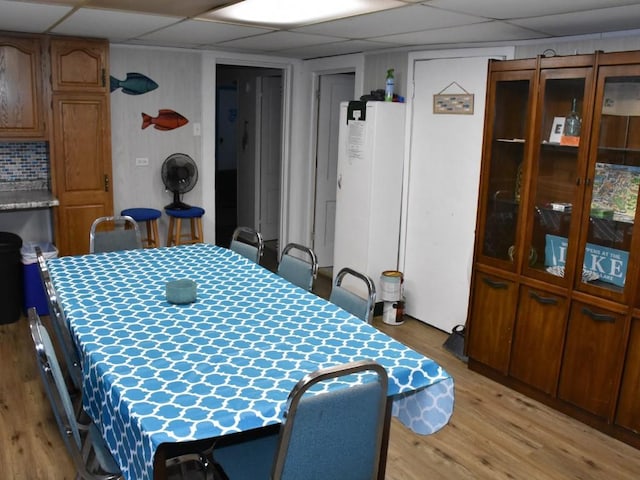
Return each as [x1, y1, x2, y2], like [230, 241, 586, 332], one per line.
[215, 65, 283, 270]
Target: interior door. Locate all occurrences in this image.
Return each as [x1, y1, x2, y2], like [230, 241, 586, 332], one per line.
[257, 75, 282, 241]
[313, 73, 354, 267]
[403, 55, 498, 332]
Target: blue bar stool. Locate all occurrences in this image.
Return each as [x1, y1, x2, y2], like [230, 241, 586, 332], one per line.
[120, 208, 161, 248]
[165, 207, 205, 246]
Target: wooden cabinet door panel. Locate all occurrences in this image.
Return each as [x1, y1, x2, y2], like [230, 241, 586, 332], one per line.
[0, 35, 44, 138]
[509, 286, 568, 395]
[52, 93, 112, 256]
[50, 38, 107, 93]
[616, 318, 640, 432]
[467, 273, 518, 374]
[558, 301, 627, 419]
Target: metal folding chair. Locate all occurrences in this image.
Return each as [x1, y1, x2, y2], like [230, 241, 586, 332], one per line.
[329, 267, 377, 323]
[277, 243, 318, 291]
[89, 215, 142, 254]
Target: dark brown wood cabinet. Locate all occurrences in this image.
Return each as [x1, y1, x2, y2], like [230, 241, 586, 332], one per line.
[616, 318, 640, 432]
[558, 301, 627, 418]
[466, 272, 518, 374]
[49, 37, 112, 256]
[509, 286, 567, 395]
[0, 34, 45, 138]
[467, 50, 640, 449]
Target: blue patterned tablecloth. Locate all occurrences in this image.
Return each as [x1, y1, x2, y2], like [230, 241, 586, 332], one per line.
[48, 243, 454, 480]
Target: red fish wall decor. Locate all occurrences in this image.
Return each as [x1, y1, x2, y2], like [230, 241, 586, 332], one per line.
[141, 109, 189, 131]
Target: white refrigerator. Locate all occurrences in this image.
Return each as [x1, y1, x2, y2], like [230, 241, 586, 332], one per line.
[333, 101, 405, 299]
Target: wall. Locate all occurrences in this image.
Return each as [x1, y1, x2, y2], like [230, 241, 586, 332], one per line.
[110, 46, 203, 246]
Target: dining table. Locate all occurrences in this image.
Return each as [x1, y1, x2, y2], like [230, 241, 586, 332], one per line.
[47, 243, 454, 480]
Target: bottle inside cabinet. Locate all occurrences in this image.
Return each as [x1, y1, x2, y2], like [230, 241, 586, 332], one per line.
[526, 75, 589, 281]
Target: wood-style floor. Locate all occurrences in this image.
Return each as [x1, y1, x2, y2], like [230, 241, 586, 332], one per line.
[2, 271, 640, 479]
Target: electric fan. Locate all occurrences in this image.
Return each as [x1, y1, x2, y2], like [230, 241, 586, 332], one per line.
[161, 153, 198, 210]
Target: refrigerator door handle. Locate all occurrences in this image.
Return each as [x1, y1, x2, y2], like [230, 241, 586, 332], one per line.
[337, 174, 342, 190]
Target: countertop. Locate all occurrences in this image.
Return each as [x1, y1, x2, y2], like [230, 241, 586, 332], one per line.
[0, 189, 59, 211]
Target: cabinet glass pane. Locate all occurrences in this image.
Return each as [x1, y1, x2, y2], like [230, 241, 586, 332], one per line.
[528, 76, 586, 279]
[481, 79, 530, 263]
[584, 75, 640, 294]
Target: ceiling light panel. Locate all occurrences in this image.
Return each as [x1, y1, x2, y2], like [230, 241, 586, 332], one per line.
[204, 0, 405, 27]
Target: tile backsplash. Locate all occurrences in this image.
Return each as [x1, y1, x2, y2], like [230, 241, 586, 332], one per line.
[0, 142, 49, 191]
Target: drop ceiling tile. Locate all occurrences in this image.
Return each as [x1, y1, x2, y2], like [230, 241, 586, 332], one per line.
[376, 20, 548, 45]
[138, 19, 273, 46]
[511, 5, 640, 36]
[295, 4, 485, 39]
[277, 39, 395, 59]
[424, 0, 640, 20]
[0, 0, 71, 33]
[50, 8, 180, 41]
[218, 31, 346, 52]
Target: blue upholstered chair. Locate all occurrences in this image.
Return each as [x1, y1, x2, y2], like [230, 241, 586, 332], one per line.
[28, 308, 124, 480]
[165, 207, 205, 246]
[120, 208, 161, 248]
[89, 215, 142, 254]
[277, 243, 318, 291]
[329, 267, 377, 323]
[214, 360, 389, 480]
[230, 226, 264, 263]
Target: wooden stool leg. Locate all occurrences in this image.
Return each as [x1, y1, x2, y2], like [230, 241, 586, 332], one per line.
[167, 216, 175, 247]
[175, 218, 183, 246]
[151, 219, 159, 248]
[145, 221, 153, 248]
[196, 217, 203, 243]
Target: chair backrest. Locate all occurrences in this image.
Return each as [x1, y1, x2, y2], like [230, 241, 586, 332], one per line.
[28, 308, 123, 480]
[90, 215, 142, 254]
[329, 267, 376, 323]
[230, 226, 264, 263]
[35, 246, 83, 391]
[277, 243, 318, 291]
[272, 360, 389, 480]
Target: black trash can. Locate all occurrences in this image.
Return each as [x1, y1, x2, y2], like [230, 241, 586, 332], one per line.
[0, 232, 23, 324]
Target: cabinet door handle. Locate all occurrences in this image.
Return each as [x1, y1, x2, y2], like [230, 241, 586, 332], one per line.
[581, 307, 615, 323]
[529, 291, 558, 305]
[104, 174, 110, 192]
[482, 277, 508, 289]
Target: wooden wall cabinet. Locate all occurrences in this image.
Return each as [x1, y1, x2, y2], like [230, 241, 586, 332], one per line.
[467, 51, 640, 449]
[49, 37, 113, 255]
[0, 34, 45, 139]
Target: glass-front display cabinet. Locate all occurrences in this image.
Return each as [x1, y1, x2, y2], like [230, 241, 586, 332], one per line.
[476, 61, 536, 271]
[522, 60, 595, 285]
[578, 63, 640, 303]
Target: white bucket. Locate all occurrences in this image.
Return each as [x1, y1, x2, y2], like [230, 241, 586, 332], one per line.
[380, 270, 403, 302]
[382, 299, 405, 326]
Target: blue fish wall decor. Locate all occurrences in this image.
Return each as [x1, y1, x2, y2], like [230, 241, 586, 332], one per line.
[110, 72, 158, 95]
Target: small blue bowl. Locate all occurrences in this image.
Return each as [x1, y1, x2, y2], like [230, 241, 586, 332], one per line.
[166, 279, 197, 304]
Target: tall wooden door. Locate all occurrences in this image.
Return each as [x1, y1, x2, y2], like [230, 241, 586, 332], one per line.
[52, 94, 112, 255]
[50, 37, 112, 256]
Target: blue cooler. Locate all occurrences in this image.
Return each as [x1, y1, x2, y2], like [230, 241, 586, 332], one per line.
[21, 241, 58, 315]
